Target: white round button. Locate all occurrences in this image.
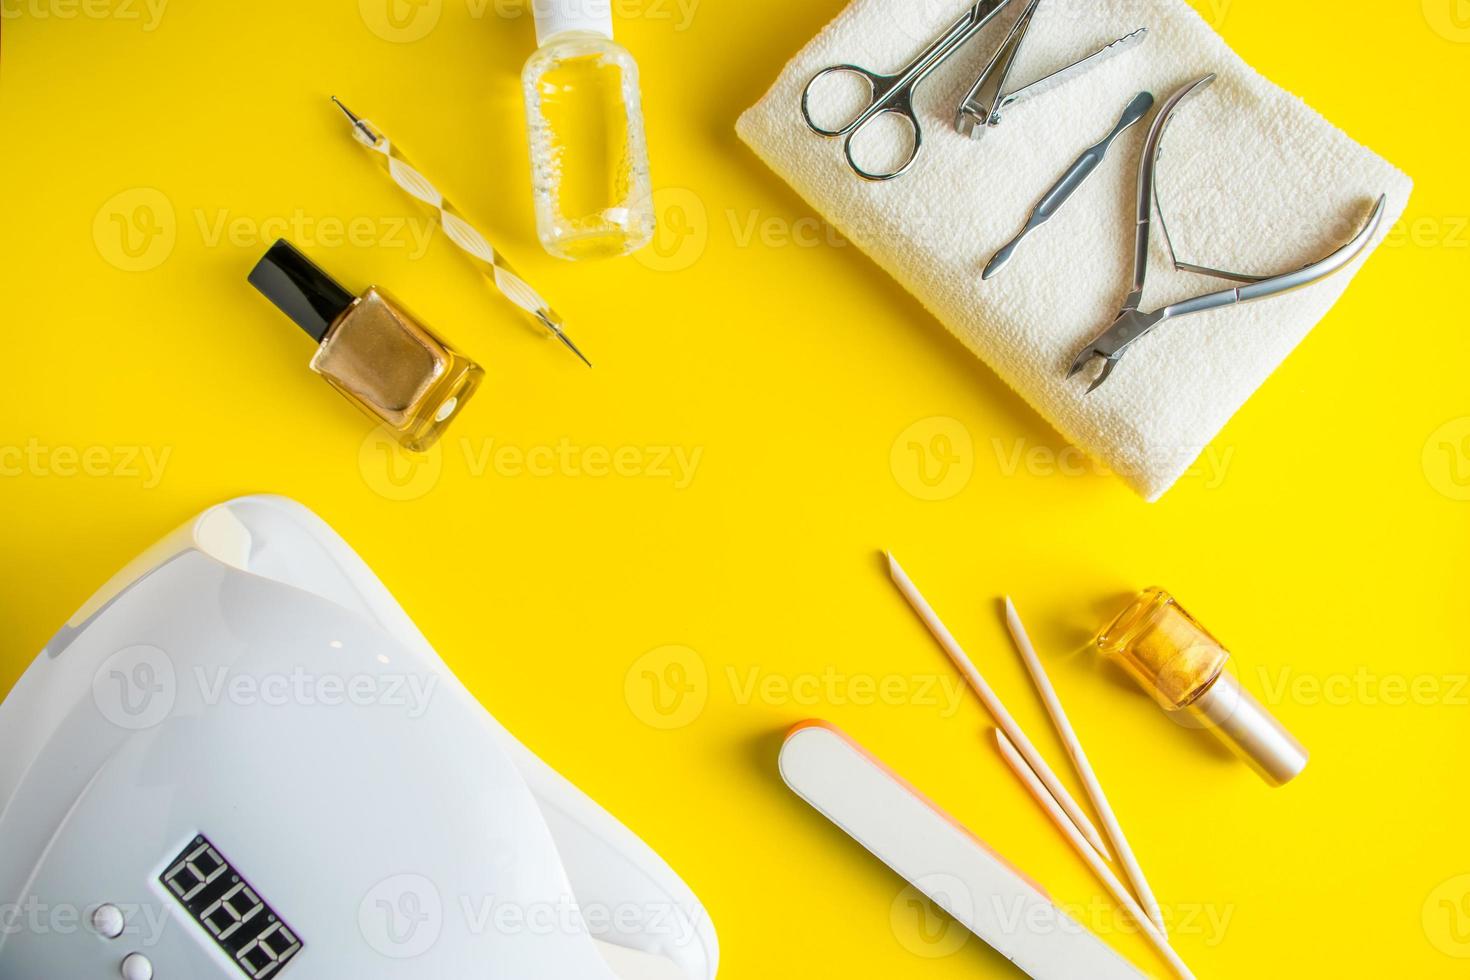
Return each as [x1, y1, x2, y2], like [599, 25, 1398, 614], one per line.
[120, 952, 153, 980]
[92, 904, 125, 939]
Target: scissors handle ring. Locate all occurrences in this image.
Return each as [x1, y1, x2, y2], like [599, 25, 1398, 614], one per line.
[800, 64, 886, 137]
[845, 106, 923, 182]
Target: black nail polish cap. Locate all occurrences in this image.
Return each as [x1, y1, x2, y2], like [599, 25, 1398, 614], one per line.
[248, 239, 356, 343]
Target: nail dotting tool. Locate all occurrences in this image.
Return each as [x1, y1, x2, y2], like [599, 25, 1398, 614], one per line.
[331, 97, 592, 367]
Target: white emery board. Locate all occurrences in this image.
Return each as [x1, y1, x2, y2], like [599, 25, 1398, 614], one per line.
[779, 722, 1145, 980]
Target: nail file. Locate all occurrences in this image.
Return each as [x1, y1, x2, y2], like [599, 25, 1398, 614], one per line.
[779, 722, 1145, 980]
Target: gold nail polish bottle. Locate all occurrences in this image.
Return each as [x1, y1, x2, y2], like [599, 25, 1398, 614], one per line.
[248, 240, 483, 452]
[1096, 588, 1309, 786]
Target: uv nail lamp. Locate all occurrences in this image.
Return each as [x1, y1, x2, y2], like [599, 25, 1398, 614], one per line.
[0, 496, 718, 980]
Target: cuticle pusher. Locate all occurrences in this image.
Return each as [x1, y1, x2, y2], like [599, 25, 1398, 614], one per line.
[984, 91, 1155, 281]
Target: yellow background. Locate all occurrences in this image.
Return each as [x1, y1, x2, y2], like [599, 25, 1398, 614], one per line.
[2, 0, 1468, 976]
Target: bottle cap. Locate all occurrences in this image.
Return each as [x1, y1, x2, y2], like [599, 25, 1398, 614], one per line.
[1189, 672, 1310, 786]
[248, 240, 356, 343]
[532, 0, 613, 45]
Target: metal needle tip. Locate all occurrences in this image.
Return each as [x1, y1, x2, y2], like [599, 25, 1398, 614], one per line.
[330, 96, 380, 143]
[537, 311, 593, 368]
[557, 331, 594, 368]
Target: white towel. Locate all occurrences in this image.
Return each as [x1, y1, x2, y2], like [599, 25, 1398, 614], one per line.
[737, 0, 1412, 500]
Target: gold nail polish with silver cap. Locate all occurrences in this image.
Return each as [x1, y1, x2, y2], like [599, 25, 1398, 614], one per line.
[1096, 587, 1309, 786]
[248, 239, 483, 452]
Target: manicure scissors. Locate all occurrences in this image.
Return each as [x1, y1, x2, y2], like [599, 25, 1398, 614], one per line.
[800, 0, 1013, 182]
[1069, 74, 1388, 393]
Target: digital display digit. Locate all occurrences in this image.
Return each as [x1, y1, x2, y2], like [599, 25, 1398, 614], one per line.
[161, 835, 303, 978]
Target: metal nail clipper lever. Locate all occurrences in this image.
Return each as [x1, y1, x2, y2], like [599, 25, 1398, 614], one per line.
[1068, 74, 1389, 394]
[984, 91, 1154, 280]
[955, 0, 1147, 139]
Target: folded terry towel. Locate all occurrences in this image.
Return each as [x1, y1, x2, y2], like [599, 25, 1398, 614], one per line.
[737, 0, 1411, 500]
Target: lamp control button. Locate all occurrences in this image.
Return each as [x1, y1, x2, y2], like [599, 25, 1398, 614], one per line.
[120, 952, 153, 980]
[92, 904, 125, 939]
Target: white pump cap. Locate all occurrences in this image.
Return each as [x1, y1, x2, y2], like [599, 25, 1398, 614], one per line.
[532, 0, 614, 45]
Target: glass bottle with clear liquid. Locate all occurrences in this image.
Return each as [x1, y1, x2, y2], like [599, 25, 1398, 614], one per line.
[523, 0, 654, 260]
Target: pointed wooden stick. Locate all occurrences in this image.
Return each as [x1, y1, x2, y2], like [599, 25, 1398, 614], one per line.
[1005, 597, 1166, 933]
[885, 552, 1113, 861]
[995, 730, 1195, 980]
